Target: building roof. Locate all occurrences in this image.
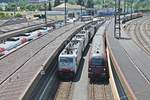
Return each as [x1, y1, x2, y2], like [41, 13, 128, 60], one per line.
[54, 3, 85, 10]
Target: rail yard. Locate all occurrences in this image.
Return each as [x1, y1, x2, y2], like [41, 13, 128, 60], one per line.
[0, 3, 150, 100]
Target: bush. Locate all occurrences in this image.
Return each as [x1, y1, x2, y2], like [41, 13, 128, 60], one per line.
[0, 12, 5, 19]
[15, 13, 22, 17]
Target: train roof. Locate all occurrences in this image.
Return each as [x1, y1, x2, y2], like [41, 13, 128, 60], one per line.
[83, 24, 93, 30]
[72, 35, 85, 41]
[60, 40, 81, 56]
[76, 33, 86, 37]
[91, 36, 104, 57]
[95, 24, 106, 36]
[78, 30, 87, 34]
[91, 24, 106, 57]
[75, 34, 85, 38]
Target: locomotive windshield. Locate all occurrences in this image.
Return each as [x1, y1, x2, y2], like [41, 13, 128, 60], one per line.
[91, 57, 105, 66]
[59, 57, 73, 67]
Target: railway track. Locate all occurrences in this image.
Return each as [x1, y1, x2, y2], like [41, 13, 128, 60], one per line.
[54, 82, 73, 100]
[125, 17, 150, 55]
[134, 19, 149, 52]
[89, 83, 107, 100]
[54, 22, 115, 100]
[0, 22, 86, 100]
[55, 75, 113, 100]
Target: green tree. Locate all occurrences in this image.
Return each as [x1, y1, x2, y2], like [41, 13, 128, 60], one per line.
[54, 0, 60, 7]
[0, 12, 5, 18]
[103, 0, 114, 8]
[20, 6, 25, 10]
[76, 0, 84, 6]
[0, 7, 3, 11]
[68, 0, 75, 4]
[48, 2, 52, 11]
[25, 4, 37, 11]
[86, 0, 94, 8]
[5, 3, 16, 11]
[134, 2, 142, 10]
[94, 0, 102, 5]
[19, 0, 28, 5]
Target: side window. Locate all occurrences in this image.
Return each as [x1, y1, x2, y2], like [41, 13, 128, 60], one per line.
[83, 40, 85, 46]
[76, 57, 77, 62]
[75, 57, 78, 66]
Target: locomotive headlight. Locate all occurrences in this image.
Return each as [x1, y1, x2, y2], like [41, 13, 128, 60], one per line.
[89, 68, 91, 71]
[71, 68, 74, 71]
[104, 68, 106, 71]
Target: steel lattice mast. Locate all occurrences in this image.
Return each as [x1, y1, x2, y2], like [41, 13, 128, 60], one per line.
[114, 0, 121, 39]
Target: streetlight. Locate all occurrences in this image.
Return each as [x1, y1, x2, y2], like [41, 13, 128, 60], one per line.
[103, 0, 105, 8]
[81, 1, 83, 16]
[44, 2, 47, 25]
[64, 0, 67, 25]
[14, 0, 17, 18]
[80, 0, 84, 21]
[130, 0, 133, 19]
[124, 0, 126, 17]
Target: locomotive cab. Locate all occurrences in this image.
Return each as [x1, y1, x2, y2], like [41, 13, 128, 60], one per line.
[58, 40, 82, 79]
[58, 56, 76, 78]
[88, 55, 108, 79]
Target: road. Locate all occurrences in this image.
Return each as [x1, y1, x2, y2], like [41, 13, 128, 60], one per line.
[124, 17, 150, 54]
